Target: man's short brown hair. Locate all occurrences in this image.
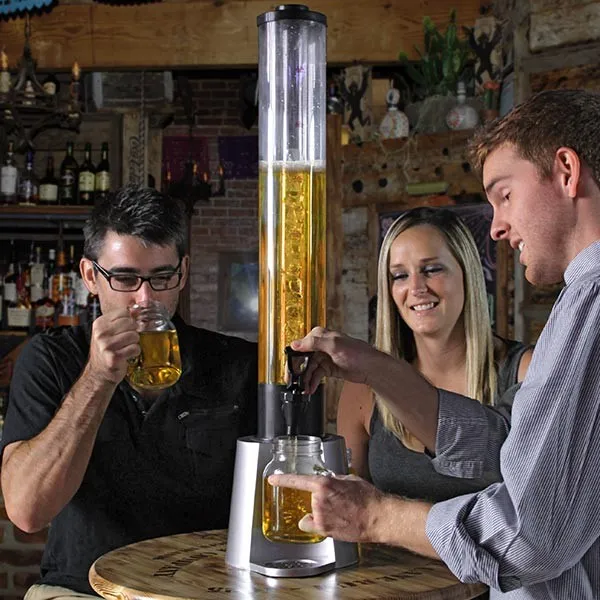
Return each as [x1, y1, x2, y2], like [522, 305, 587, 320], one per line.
[468, 89, 600, 187]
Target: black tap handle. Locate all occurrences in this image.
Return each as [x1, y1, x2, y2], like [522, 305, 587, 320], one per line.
[282, 346, 314, 436]
[284, 346, 313, 392]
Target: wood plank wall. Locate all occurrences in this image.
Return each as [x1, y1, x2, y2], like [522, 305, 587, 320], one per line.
[0, 0, 482, 70]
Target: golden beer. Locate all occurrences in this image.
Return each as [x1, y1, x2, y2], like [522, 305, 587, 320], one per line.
[262, 479, 325, 544]
[126, 329, 182, 390]
[258, 162, 326, 384]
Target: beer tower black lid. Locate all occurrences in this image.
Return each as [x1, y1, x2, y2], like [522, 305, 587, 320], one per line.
[257, 4, 327, 27]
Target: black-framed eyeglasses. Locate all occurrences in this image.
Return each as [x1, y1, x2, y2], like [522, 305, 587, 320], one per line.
[92, 260, 183, 292]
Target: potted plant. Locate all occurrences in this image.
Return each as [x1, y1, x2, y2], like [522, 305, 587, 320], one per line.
[399, 10, 474, 132]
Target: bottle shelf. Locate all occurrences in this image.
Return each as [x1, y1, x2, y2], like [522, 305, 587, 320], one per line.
[0, 205, 92, 236]
[0, 205, 92, 220]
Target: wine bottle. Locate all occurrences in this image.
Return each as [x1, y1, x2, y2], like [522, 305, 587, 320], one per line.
[0, 141, 18, 205]
[59, 141, 78, 205]
[78, 142, 95, 206]
[18, 151, 39, 206]
[39, 155, 59, 205]
[95, 142, 110, 204]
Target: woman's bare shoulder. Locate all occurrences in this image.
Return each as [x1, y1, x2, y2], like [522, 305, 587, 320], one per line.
[337, 381, 374, 431]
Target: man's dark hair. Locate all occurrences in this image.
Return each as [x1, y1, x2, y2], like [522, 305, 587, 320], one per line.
[83, 185, 188, 261]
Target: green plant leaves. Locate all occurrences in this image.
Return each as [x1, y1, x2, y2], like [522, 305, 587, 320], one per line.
[399, 9, 474, 100]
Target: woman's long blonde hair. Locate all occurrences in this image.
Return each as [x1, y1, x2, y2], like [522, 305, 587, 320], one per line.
[375, 207, 496, 450]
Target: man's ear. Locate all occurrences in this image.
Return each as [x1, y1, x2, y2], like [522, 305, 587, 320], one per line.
[178, 255, 190, 291]
[555, 147, 581, 199]
[80, 258, 98, 295]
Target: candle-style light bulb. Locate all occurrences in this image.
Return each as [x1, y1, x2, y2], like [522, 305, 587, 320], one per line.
[72, 61, 81, 82]
[0, 48, 11, 95]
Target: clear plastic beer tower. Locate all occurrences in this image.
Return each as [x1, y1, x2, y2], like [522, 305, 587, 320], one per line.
[257, 4, 327, 425]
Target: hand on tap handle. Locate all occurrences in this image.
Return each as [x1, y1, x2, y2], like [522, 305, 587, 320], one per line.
[289, 327, 381, 394]
[284, 345, 313, 394]
[282, 346, 313, 435]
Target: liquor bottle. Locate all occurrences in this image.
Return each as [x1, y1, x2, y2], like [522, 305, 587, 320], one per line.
[29, 246, 45, 291]
[3, 242, 17, 330]
[18, 151, 39, 206]
[51, 246, 73, 315]
[53, 247, 71, 299]
[30, 278, 44, 319]
[30, 245, 51, 330]
[8, 257, 32, 332]
[59, 141, 78, 205]
[95, 142, 110, 204]
[18, 247, 32, 307]
[39, 155, 59, 205]
[67, 244, 77, 278]
[86, 292, 101, 325]
[33, 268, 55, 332]
[46, 248, 56, 282]
[57, 290, 79, 327]
[48, 247, 59, 304]
[0, 141, 18, 205]
[78, 142, 95, 206]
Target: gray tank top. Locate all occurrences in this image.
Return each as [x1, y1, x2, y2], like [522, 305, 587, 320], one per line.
[368, 340, 530, 503]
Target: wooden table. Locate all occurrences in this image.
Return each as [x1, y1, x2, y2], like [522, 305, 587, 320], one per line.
[89, 530, 486, 600]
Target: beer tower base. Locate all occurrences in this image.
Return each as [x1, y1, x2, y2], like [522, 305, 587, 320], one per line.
[225, 435, 359, 577]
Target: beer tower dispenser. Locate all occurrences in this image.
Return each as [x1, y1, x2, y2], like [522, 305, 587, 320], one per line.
[225, 4, 359, 577]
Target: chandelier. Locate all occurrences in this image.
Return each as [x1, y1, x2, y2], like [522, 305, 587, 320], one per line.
[0, 14, 82, 151]
[165, 119, 226, 217]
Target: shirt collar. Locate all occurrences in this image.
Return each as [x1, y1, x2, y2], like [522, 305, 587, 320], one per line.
[564, 240, 600, 286]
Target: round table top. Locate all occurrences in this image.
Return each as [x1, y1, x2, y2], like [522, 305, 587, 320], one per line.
[89, 529, 486, 600]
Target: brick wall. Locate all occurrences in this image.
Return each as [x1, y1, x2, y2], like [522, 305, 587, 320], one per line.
[0, 499, 47, 599]
[168, 78, 259, 342]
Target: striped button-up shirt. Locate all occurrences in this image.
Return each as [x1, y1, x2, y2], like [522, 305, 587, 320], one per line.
[426, 241, 600, 599]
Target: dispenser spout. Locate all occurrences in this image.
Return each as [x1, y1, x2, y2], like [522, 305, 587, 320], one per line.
[282, 346, 312, 436]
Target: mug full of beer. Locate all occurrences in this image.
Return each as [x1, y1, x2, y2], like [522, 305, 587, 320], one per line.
[126, 300, 182, 390]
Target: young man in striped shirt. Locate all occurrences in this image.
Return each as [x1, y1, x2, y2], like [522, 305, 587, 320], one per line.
[273, 89, 600, 599]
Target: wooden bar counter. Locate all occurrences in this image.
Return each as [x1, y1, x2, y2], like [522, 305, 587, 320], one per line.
[89, 529, 486, 600]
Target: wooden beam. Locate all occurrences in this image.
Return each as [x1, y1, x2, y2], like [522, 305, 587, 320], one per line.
[530, 0, 600, 53]
[522, 40, 600, 74]
[0, 0, 481, 71]
[325, 113, 344, 425]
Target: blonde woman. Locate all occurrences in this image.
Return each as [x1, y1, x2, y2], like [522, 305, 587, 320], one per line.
[338, 207, 532, 501]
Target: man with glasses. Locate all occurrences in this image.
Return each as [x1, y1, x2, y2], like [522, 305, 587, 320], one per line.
[0, 185, 258, 600]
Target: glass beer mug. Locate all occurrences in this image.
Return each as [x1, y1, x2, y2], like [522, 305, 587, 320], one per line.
[126, 300, 182, 390]
[262, 435, 331, 544]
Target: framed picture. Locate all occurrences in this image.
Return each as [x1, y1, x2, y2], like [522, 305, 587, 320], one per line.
[217, 251, 259, 332]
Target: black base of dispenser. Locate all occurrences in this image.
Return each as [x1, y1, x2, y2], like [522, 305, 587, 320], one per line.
[257, 383, 325, 440]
